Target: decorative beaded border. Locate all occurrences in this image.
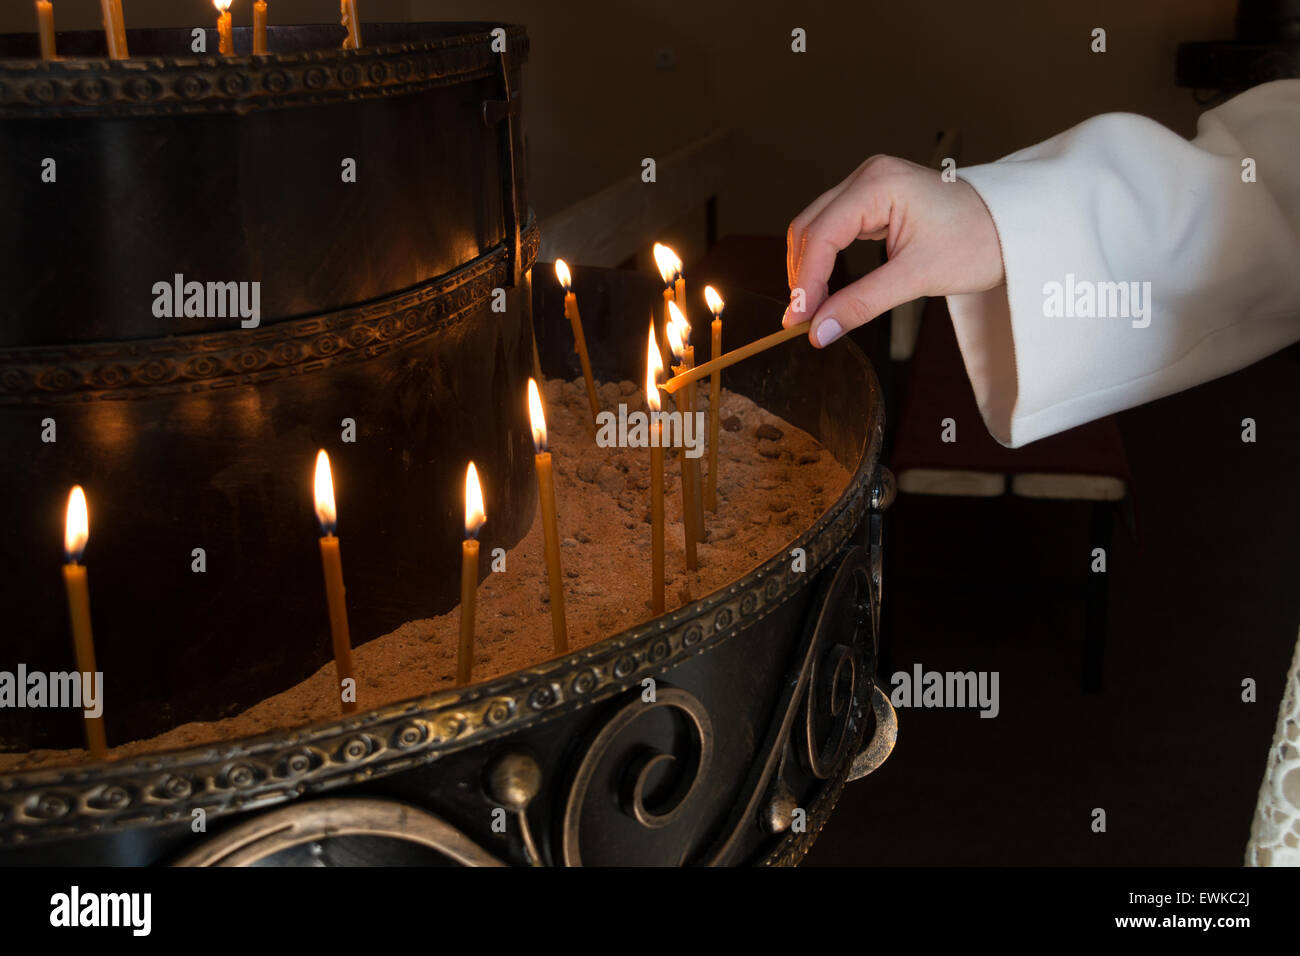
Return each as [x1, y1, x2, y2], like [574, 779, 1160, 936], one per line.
[0, 25, 528, 119]
[0, 220, 539, 405]
[0, 405, 884, 847]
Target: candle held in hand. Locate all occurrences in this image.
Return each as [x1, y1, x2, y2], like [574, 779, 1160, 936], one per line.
[458, 462, 486, 685]
[214, 0, 232, 56]
[36, 2, 57, 61]
[704, 286, 725, 511]
[62, 486, 107, 760]
[646, 323, 665, 614]
[314, 450, 358, 714]
[528, 378, 569, 654]
[555, 259, 600, 424]
[660, 322, 809, 395]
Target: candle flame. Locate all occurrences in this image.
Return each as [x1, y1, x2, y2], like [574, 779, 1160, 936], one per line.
[666, 300, 691, 362]
[653, 243, 680, 287]
[555, 259, 572, 291]
[214, 0, 232, 11]
[665, 314, 685, 363]
[705, 285, 725, 316]
[646, 321, 663, 413]
[527, 377, 547, 453]
[64, 485, 88, 562]
[314, 449, 337, 534]
[464, 462, 486, 538]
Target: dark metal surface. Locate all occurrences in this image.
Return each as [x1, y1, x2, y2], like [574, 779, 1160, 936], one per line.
[0, 266, 890, 866]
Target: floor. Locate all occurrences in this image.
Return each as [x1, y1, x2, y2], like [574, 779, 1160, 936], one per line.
[804, 330, 1299, 866]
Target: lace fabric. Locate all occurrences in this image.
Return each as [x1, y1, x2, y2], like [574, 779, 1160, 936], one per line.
[1246, 629, 1300, 866]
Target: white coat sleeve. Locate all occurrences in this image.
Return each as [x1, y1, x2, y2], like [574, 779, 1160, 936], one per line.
[946, 79, 1300, 448]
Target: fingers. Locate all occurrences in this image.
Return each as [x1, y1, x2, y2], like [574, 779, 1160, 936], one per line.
[786, 177, 855, 289]
[807, 257, 924, 348]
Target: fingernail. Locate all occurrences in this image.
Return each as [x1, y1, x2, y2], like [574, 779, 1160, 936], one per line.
[781, 307, 793, 328]
[815, 318, 843, 347]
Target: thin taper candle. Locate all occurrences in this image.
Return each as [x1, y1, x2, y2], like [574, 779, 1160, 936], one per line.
[528, 379, 569, 654]
[215, 1, 232, 56]
[661, 321, 809, 395]
[555, 260, 600, 424]
[314, 450, 357, 714]
[646, 324, 665, 614]
[458, 462, 485, 685]
[704, 286, 725, 511]
[100, 0, 127, 59]
[36, 2, 56, 61]
[666, 312, 700, 569]
[253, 0, 268, 54]
[341, 0, 362, 49]
[62, 486, 106, 760]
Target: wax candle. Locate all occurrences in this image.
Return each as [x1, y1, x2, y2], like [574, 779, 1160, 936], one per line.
[669, 301, 707, 542]
[665, 311, 700, 570]
[35, 2, 56, 61]
[341, 0, 362, 50]
[99, 0, 127, 59]
[458, 462, 485, 685]
[661, 322, 808, 395]
[62, 486, 107, 760]
[652, 243, 677, 373]
[527, 378, 569, 654]
[253, 0, 268, 55]
[314, 450, 358, 714]
[704, 286, 725, 512]
[555, 259, 600, 424]
[214, 0, 232, 56]
[646, 323, 665, 614]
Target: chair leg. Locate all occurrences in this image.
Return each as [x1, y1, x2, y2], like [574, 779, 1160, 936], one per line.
[1082, 501, 1114, 692]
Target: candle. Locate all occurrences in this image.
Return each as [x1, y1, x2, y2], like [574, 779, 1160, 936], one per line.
[458, 462, 485, 685]
[670, 300, 707, 542]
[99, 0, 127, 59]
[341, 0, 362, 50]
[253, 0, 268, 55]
[313, 450, 358, 714]
[646, 323, 665, 614]
[214, 0, 232, 56]
[661, 321, 809, 395]
[652, 243, 677, 374]
[62, 486, 107, 760]
[527, 378, 569, 655]
[704, 286, 725, 512]
[555, 259, 600, 425]
[35, 2, 56, 61]
[665, 309, 700, 570]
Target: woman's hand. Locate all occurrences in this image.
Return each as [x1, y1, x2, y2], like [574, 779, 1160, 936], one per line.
[784, 155, 1006, 346]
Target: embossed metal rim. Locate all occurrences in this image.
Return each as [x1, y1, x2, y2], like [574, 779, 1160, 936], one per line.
[0, 23, 528, 118]
[0, 321, 885, 848]
[0, 218, 539, 405]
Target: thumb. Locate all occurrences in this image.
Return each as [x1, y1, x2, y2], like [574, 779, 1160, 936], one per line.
[807, 258, 923, 348]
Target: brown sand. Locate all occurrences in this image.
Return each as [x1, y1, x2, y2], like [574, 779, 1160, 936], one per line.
[1, 379, 849, 772]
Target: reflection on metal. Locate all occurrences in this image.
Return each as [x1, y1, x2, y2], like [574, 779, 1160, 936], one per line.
[484, 752, 543, 866]
[561, 688, 714, 866]
[847, 683, 898, 782]
[173, 797, 506, 868]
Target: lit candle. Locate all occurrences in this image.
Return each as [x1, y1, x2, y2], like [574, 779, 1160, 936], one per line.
[99, 0, 127, 59]
[647, 323, 665, 614]
[666, 308, 700, 570]
[313, 450, 358, 714]
[652, 242, 677, 374]
[341, 0, 362, 50]
[555, 259, 600, 425]
[214, 0, 232, 56]
[253, 0, 268, 55]
[528, 378, 569, 654]
[670, 300, 707, 543]
[660, 322, 808, 395]
[458, 462, 486, 685]
[35, 1, 56, 61]
[62, 486, 107, 760]
[704, 285, 725, 512]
